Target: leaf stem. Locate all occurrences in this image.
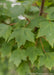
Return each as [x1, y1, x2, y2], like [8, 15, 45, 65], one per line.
[40, 38, 46, 53]
[24, 17, 30, 27]
[9, 17, 30, 27]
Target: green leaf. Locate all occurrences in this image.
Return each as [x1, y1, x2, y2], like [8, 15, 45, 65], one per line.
[37, 21, 54, 47]
[24, 41, 35, 48]
[0, 24, 12, 41]
[0, 41, 14, 57]
[39, 52, 54, 70]
[26, 47, 43, 64]
[9, 49, 26, 67]
[46, 7, 54, 20]
[9, 28, 35, 47]
[30, 6, 39, 13]
[37, 38, 52, 52]
[0, 0, 54, 74]
[13, 20, 27, 29]
[8, 5, 25, 18]
[28, 16, 46, 29]
[17, 62, 31, 75]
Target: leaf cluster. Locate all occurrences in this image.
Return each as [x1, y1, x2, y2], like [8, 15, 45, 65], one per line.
[0, 0, 54, 75]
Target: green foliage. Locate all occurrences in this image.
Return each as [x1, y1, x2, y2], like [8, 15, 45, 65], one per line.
[25, 47, 43, 64]
[0, 0, 54, 75]
[39, 52, 54, 70]
[9, 28, 34, 47]
[0, 24, 12, 41]
[17, 62, 31, 75]
[9, 48, 26, 67]
[37, 21, 54, 47]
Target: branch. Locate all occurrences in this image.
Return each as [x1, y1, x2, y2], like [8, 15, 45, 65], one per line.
[39, 0, 45, 16]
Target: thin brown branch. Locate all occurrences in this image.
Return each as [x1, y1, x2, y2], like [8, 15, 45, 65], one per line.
[40, 38, 46, 53]
[24, 17, 30, 27]
[9, 17, 30, 27]
[10, 23, 16, 26]
[25, 17, 30, 23]
[39, 0, 45, 16]
[35, 39, 38, 46]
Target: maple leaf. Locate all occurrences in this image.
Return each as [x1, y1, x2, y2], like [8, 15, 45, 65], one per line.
[37, 21, 54, 47]
[17, 62, 31, 75]
[0, 24, 12, 41]
[39, 52, 54, 70]
[28, 16, 46, 29]
[0, 41, 14, 57]
[26, 46, 43, 64]
[9, 28, 35, 47]
[9, 48, 26, 67]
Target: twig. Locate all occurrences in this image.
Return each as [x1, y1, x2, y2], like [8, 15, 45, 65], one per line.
[24, 17, 30, 27]
[39, 0, 45, 16]
[9, 17, 30, 27]
[35, 39, 38, 46]
[10, 23, 16, 26]
[40, 38, 46, 53]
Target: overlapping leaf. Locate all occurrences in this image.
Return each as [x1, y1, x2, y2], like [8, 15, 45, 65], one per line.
[9, 28, 35, 47]
[9, 48, 26, 67]
[26, 47, 43, 64]
[17, 62, 31, 75]
[28, 16, 46, 29]
[37, 21, 54, 47]
[0, 0, 54, 74]
[46, 7, 54, 20]
[0, 24, 12, 41]
[39, 52, 54, 70]
[0, 40, 14, 57]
